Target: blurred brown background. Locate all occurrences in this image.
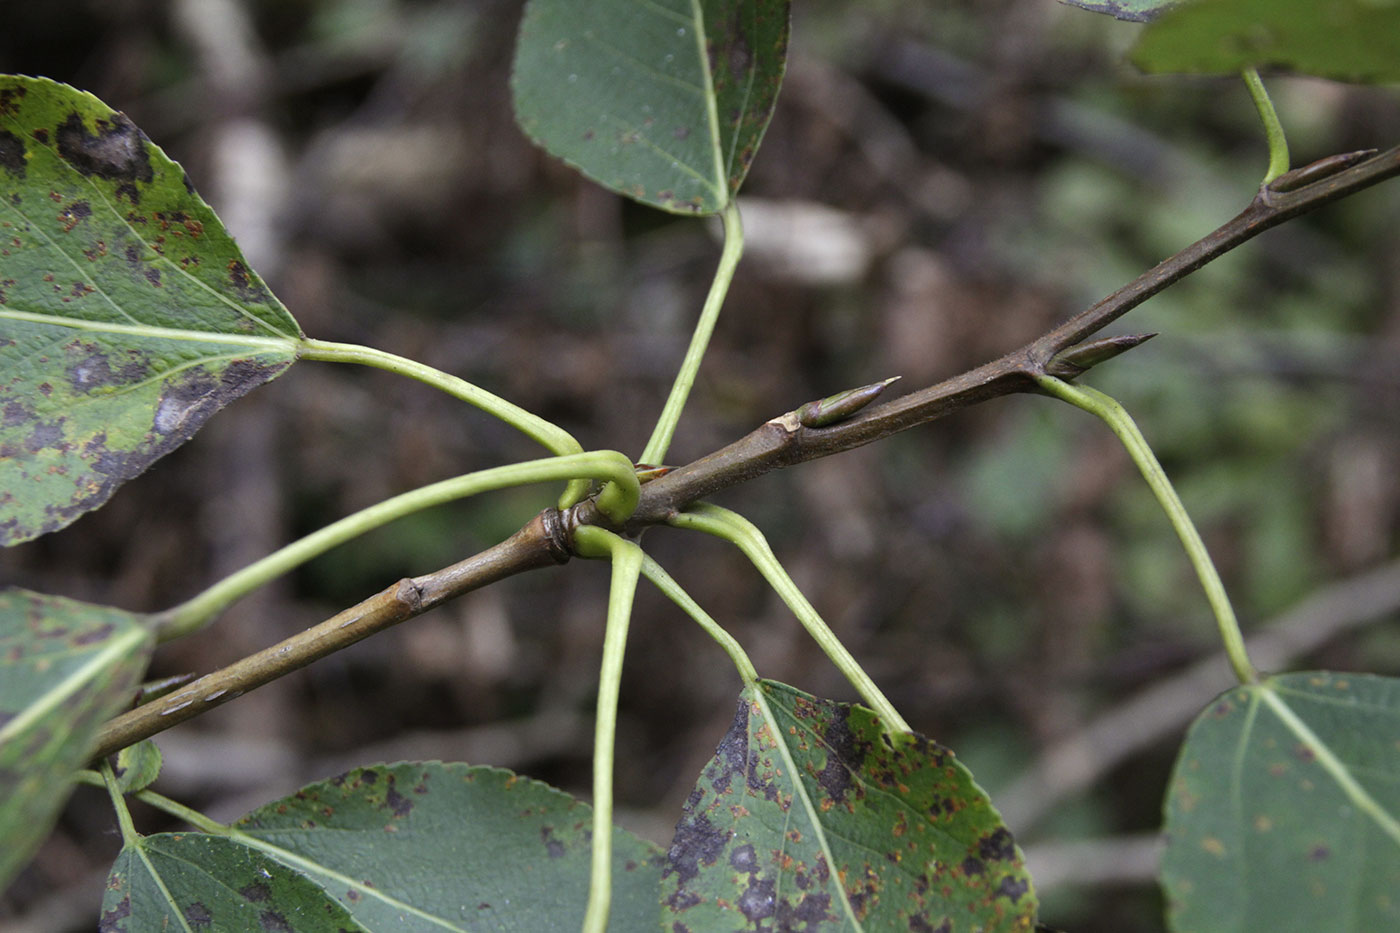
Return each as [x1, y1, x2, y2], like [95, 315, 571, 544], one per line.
[3, 1, 1399, 930]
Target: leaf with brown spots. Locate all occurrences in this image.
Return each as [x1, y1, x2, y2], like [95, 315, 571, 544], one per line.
[0, 589, 153, 890]
[227, 762, 664, 929]
[1162, 671, 1400, 932]
[101, 833, 366, 933]
[512, 0, 790, 215]
[664, 679, 1039, 931]
[0, 76, 301, 545]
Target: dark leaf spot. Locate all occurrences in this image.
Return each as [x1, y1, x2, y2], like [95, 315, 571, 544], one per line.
[979, 827, 1017, 861]
[729, 843, 758, 873]
[0, 85, 24, 118]
[3, 399, 33, 427]
[787, 892, 834, 924]
[97, 894, 131, 932]
[664, 810, 728, 888]
[0, 130, 25, 177]
[541, 825, 566, 858]
[56, 111, 153, 185]
[24, 420, 64, 453]
[1309, 844, 1330, 861]
[58, 200, 91, 232]
[184, 902, 213, 928]
[911, 919, 952, 933]
[258, 910, 292, 932]
[226, 259, 272, 304]
[145, 267, 161, 287]
[240, 882, 272, 901]
[961, 856, 985, 876]
[72, 622, 115, 645]
[737, 877, 775, 922]
[995, 876, 1030, 902]
[710, 701, 749, 795]
[385, 783, 412, 818]
[818, 708, 859, 804]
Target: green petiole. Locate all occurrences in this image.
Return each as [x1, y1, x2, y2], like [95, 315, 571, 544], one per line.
[153, 451, 640, 641]
[1242, 67, 1290, 186]
[1034, 374, 1257, 684]
[639, 199, 745, 465]
[667, 503, 911, 734]
[570, 525, 644, 933]
[639, 553, 759, 686]
[298, 338, 592, 508]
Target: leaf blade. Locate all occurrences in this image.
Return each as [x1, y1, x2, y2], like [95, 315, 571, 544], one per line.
[511, 0, 790, 215]
[0, 75, 301, 544]
[230, 761, 665, 931]
[101, 833, 369, 933]
[0, 589, 153, 890]
[1132, 0, 1400, 83]
[1162, 672, 1400, 932]
[663, 679, 1039, 931]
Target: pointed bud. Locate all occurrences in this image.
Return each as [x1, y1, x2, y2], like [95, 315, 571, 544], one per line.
[1267, 150, 1376, 193]
[797, 377, 900, 428]
[1047, 334, 1155, 379]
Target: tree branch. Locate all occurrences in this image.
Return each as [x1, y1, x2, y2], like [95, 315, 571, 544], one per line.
[624, 145, 1400, 525]
[93, 144, 1400, 756]
[91, 511, 570, 759]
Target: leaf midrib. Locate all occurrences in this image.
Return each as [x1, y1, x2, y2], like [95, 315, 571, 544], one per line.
[687, 0, 729, 205]
[0, 307, 298, 352]
[751, 684, 864, 931]
[1259, 683, 1400, 850]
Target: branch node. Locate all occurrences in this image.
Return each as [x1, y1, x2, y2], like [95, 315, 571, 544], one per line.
[394, 577, 425, 613]
[539, 507, 573, 564]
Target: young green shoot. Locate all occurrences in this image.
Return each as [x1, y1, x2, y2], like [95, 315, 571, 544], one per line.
[152, 451, 640, 641]
[1243, 67, 1290, 186]
[639, 200, 745, 465]
[667, 503, 912, 734]
[1035, 375, 1258, 684]
[298, 338, 592, 506]
[570, 526, 644, 933]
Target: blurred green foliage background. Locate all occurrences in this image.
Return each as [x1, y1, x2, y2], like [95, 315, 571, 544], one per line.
[2, 1, 1398, 930]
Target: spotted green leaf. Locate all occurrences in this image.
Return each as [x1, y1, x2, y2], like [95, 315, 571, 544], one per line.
[512, 0, 790, 215]
[1057, 0, 1175, 22]
[1133, 0, 1400, 83]
[0, 589, 153, 890]
[101, 833, 368, 933]
[1162, 671, 1400, 932]
[664, 679, 1038, 931]
[113, 738, 162, 794]
[221, 762, 664, 930]
[0, 76, 301, 545]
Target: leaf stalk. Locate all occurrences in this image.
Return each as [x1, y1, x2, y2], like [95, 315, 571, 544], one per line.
[1034, 375, 1257, 684]
[639, 199, 745, 465]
